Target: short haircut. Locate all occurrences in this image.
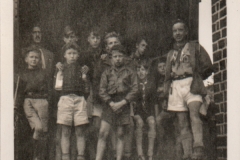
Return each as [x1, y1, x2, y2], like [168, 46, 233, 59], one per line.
[111, 44, 126, 55]
[63, 25, 77, 37]
[62, 42, 80, 55]
[136, 36, 147, 45]
[24, 46, 41, 58]
[104, 31, 121, 45]
[32, 23, 42, 32]
[89, 26, 102, 37]
[172, 19, 188, 30]
[157, 56, 167, 64]
[137, 60, 149, 70]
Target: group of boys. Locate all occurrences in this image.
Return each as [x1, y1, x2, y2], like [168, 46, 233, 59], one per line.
[15, 19, 213, 160]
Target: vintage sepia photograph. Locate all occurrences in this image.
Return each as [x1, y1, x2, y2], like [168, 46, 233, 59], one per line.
[12, 0, 229, 160]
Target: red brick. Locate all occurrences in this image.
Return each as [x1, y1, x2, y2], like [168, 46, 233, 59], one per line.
[212, 5, 216, 14]
[212, 13, 219, 23]
[213, 43, 218, 52]
[216, 21, 220, 30]
[223, 70, 226, 81]
[218, 39, 226, 49]
[217, 125, 221, 134]
[222, 28, 226, 37]
[217, 136, 227, 146]
[225, 123, 227, 134]
[224, 91, 227, 101]
[212, 24, 216, 32]
[223, 49, 227, 58]
[212, 0, 219, 5]
[214, 92, 223, 103]
[220, 8, 226, 17]
[214, 72, 221, 83]
[217, 148, 227, 158]
[220, 60, 226, 70]
[220, 17, 227, 28]
[213, 31, 221, 42]
[214, 83, 220, 92]
[213, 63, 219, 72]
[213, 51, 221, 61]
[220, 0, 226, 9]
[224, 102, 227, 112]
[216, 114, 224, 123]
[221, 82, 226, 91]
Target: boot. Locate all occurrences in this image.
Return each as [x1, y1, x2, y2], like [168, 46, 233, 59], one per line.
[138, 155, 145, 160]
[77, 155, 85, 160]
[191, 122, 204, 148]
[62, 153, 70, 160]
[192, 147, 205, 160]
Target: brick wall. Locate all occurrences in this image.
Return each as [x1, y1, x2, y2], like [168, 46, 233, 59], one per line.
[212, 0, 227, 159]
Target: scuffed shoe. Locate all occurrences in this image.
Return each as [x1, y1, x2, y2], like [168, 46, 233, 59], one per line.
[191, 147, 205, 160]
[138, 155, 145, 160]
[148, 156, 153, 160]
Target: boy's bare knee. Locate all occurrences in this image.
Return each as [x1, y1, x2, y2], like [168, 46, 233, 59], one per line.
[75, 127, 85, 137]
[117, 131, 124, 139]
[135, 117, 144, 128]
[62, 126, 71, 138]
[147, 118, 155, 128]
[99, 130, 109, 140]
[190, 112, 201, 124]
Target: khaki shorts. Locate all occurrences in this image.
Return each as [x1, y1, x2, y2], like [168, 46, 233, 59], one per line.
[168, 77, 202, 112]
[57, 95, 89, 126]
[24, 98, 49, 139]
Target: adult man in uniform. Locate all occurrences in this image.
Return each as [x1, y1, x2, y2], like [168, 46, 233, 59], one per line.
[164, 19, 213, 160]
[22, 24, 54, 76]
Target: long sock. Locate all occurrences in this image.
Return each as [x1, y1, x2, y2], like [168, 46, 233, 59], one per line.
[136, 127, 143, 156]
[148, 137, 155, 157]
[191, 122, 204, 148]
[181, 137, 193, 159]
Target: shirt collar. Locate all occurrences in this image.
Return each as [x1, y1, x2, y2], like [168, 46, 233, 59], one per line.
[173, 40, 187, 50]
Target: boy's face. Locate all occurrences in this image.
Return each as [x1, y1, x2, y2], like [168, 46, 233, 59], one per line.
[64, 48, 79, 64]
[88, 32, 101, 48]
[63, 33, 78, 44]
[111, 50, 124, 67]
[25, 51, 40, 69]
[106, 37, 120, 52]
[136, 40, 147, 56]
[137, 66, 148, 80]
[157, 62, 166, 75]
[32, 27, 42, 43]
[172, 22, 188, 42]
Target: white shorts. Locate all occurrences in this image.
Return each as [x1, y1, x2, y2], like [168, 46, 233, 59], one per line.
[57, 95, 89, 126]
[168, 77, 202, 112]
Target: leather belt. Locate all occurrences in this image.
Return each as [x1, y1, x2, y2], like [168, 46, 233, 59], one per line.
[172, 74, 192, 80]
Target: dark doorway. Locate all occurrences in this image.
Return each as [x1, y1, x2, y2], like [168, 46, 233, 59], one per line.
[16, 0, 199, 59]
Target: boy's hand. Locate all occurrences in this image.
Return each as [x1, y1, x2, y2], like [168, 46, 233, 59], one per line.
[112, 100, 127, 113]
[81, 65, 89, 74]
[157, 87, 164, 93]
[56, 62, 63, 71]
[101, 54, 108, 60]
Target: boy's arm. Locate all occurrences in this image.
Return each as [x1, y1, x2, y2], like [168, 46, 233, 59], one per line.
[99, 70, 112, 105]
[164, 51, 172, 97]
[124, 70, 138, 103]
